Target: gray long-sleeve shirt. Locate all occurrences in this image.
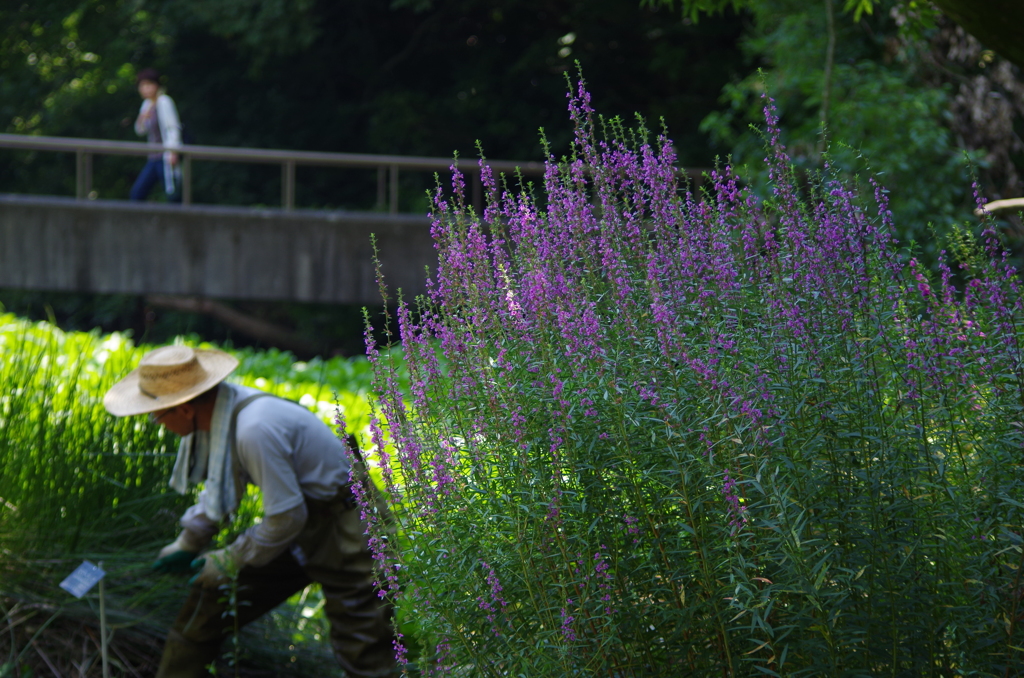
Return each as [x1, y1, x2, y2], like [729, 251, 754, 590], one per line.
[179, 388, 352, 566]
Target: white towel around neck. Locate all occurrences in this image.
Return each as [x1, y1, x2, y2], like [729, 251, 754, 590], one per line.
[168, 382, 240, 522]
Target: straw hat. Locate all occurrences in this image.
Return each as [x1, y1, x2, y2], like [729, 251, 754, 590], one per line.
[103, 345, 239, 417]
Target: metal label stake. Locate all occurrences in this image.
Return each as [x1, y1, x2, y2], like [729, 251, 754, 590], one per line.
[98, 562, 109, 678]
[60, 560, 109, 678]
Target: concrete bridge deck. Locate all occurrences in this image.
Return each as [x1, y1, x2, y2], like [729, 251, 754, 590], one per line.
[0, 194, 435, 305]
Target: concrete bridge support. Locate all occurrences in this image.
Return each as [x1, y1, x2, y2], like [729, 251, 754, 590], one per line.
[0, 195, 436, 305]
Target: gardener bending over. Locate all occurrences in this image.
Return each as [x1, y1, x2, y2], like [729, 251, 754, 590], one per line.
[103, 345, 395, 677]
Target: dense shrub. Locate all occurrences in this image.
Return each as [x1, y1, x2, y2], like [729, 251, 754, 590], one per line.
[360, 81, 1024, 676]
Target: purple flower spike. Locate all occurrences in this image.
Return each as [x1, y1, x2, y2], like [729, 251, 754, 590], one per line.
[358, 73, 1024, 675]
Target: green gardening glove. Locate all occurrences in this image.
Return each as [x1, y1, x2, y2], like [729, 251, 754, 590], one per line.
[187, 547, 236, 588]
[152, 549, 199, 573]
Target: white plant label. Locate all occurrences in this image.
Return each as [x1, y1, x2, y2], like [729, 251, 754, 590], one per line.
[59, 560, 106, 599]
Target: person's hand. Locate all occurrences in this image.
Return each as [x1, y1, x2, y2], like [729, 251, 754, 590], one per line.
[168, 152, 178, 166]
[189, 548, 236, 588]
[151, 532, 203, 573]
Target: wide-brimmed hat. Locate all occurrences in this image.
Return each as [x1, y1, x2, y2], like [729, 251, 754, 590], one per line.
[103, 345, 239, 417]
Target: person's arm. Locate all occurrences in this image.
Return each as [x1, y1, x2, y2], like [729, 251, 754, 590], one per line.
[190, 414, 310, 587]
[191, 503, 309, 586]
[230, 419, 307, 567]
[134, 100, 152, 137]
[180, 496, 220, 547]
[156, 95, 182, 164]
[152, 500, 219, 573]
[234, 421, 305, 561]
[230, 503, 308, 567]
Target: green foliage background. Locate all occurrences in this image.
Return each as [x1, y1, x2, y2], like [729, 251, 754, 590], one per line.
[698, 0, 974, 252]
[0, 0, 743, 211]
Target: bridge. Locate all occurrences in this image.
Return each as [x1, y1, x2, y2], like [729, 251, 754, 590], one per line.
[0, 134, 705, 306]
[0, 133, 555, 306]
[0, 193, 434, 305]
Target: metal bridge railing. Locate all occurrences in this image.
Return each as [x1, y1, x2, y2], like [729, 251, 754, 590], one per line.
[0, 133, 554, 214]
[0, 133, 707, 214]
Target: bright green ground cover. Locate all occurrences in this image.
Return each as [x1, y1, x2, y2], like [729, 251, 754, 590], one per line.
[0, 313, 392, 677]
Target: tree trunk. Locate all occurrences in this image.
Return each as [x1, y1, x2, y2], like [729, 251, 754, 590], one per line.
[145, 295, 326, 358]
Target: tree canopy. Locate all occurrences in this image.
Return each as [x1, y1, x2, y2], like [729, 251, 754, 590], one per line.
[0, 0, 744, 209]
[651, 0, 1024, 69]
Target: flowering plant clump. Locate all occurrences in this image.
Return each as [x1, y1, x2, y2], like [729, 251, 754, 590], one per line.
[352, 79, 1024, 676]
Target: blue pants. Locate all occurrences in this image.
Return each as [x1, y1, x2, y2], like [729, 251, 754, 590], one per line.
[130, 158, 181, 202]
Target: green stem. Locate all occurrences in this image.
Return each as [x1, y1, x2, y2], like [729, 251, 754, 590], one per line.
[819, 0, 836, 155]
[1003, 535, 1024, 677]
[679, 464, 735, 675]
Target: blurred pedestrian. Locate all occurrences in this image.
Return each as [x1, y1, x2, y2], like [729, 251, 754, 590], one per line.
[131, 68, 182, 202]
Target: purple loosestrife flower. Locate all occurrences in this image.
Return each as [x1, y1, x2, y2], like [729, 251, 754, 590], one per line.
[428, 638, 455, 677]
[393, 633, 408, 671]
[592, 547, 616, 616]
[722, 471, 747, 529]
[362, 75, 1024, 674]
[367, 411, 397, 499]
[433, 441, 457, 498]
[476, 560, 509, 636]
[560, 605, 577, 643]
[335, 413, 400, 598]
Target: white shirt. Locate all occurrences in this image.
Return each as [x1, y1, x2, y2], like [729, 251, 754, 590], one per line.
[134, 93, 182, 152]
[234, 391, 352, 515]
[179, 387, 353, 566]
[134, 93, 182, 194]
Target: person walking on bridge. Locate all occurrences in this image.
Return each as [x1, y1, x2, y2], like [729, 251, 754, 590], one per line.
[103, 345, 396, 677]
[130, 68, 182, 202]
